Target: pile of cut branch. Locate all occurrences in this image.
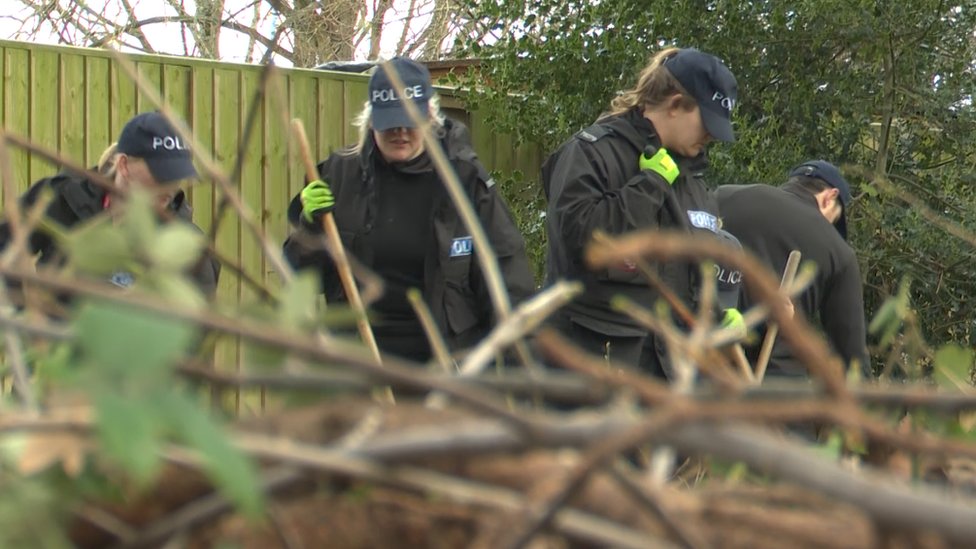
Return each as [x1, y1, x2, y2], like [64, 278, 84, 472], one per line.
[1, 51, 976, 549]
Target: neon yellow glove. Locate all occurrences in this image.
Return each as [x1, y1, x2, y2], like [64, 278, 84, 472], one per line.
[639, 146, 680, 185]
[300, 180, 335, 224]
[721, 308, 745, 338]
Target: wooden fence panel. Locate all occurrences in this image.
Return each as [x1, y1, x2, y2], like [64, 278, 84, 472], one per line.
[86, 57, 112, 168]
[3, 47, 29, 191]
[0, 39, 546, 401]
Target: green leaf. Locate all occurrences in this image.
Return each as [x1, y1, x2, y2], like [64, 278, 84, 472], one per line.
[242, 340, 287, 370]
[238, 302, 288, 369]
[724, 461, 749, 482]
[94, 392, 163, 487]
[811, 430, 844, 462]
[120, 188, 159, 250]
[867, 298, 898, 336]
[66, 222, 133, 276]
[278, 270, 320, 328]
[150, 222, 205, 272]
[859, 181, 879, 197]
[934, 343, 973, 389]
[74, 300, 196, 380]
[315, 305, 367, 330]
[0, 476, 74, 549]
[140, 273, 208, 311]
[161, 394, 264, 519]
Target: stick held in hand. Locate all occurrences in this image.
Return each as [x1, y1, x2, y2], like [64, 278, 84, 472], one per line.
[754, 249, 802, 382]
[290, 118, 394, 405]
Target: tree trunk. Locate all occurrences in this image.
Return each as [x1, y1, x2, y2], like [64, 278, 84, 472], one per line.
[368, 0, 394, 60]
[290, 0, 359, 67]
[194, 0, 225, 59]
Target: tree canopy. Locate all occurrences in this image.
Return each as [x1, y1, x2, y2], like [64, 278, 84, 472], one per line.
[457, 0, 976, 370]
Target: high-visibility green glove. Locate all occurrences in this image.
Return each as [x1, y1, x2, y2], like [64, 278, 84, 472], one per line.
[721, 308, 745, 336]
[639, 146, 680, 185]
[300, 180, 335, 224]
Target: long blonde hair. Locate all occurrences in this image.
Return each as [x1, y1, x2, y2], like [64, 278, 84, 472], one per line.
[342, 93, 446, 157]
[97, 142, 121, 179]
[601, 47, 698, 120]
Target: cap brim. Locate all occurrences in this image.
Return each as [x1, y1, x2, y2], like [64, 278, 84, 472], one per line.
[145, 156, 198, 185]
[371, 103, 429, 132]
[700, 107, 734, 143]
[835, 209, 848, 241]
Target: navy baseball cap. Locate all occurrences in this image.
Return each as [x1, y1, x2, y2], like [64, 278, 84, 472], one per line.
[663, 49, 738, 143]
[789, 160, 851, 240]
[116, 112, 198, 185]
[369, 57, 434, 132]
[714, 229, 743, 311]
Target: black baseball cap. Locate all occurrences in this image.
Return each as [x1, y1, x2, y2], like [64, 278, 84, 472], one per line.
[116, 112, 198, 184]
[368, 57, 434, 132]
[663, 49, 738, 143]
[788, 160, 852, 240]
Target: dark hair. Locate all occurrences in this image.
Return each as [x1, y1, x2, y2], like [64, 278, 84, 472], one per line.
[783, 175, 832, 195]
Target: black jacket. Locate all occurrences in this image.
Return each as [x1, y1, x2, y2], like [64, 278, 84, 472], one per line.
[0, 170, 221, 302]
[282, 119, 535, 353]
[714, 183, 870, 377]
[542, 108, 720, 337]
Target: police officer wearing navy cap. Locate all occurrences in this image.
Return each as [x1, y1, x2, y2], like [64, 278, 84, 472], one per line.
[714, 228, 744, 314]
[282, 57, 533, 365]
[0, 111, 221, 302]
[714, 160, 871, 379]
[542, 46, 742, 372]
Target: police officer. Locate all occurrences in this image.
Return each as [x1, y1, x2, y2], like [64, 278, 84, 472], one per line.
[714, 160, 871, 379]
[282, 57, 534, 364]
[714, 228, 744, 315]
[542, 47, 741, 370]
[0, 111, 221, 303]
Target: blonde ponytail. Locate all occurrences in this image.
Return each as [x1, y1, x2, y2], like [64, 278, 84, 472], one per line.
[602, 47, 697, 120]
[97, 142, 120, 178]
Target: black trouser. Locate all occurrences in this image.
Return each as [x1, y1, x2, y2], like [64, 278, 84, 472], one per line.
[638, 334, 670, 380]
[546, 312, 646, 368]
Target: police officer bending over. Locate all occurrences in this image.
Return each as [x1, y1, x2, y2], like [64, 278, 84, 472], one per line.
[715, 160, 871, 379]
[542, 47, 742, 371]
[282, 57, 534, 364]
[0, 111, 221, 303]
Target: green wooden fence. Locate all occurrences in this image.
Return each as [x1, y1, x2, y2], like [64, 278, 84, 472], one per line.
[0, 39, 544, 409]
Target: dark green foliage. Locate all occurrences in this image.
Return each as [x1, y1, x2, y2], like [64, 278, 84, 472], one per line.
[456, 0, 976, 369]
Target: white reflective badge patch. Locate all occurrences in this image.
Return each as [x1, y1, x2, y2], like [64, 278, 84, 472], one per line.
[109, 270, 134, 288]
[450, 236, 473, 258]
[687, 210, 719, 233]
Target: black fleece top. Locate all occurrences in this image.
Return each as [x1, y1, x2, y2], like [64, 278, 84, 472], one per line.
[364, 152, 439, 361]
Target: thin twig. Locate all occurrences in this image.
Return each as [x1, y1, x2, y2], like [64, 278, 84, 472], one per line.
[104, 45, 296, 285]
[0, 264, 539, 431]
[232, 434, 672, 549]
[605, 464, 713, 549]
[534, 328, 976, 462]
[649, 265, 716, 485]
[209, 48, 279, 243]
[109, 465, 303, 549]
[612, 297, 743, 390]
[586, 231, 851, 402]
[499, 407, 685, 549]
[425, 280, 582, 409]
[374, 60, 534, 369]
[73, 504, 138, 545]
[406, 288, 455, 374]
[0, 129, 38, 412]
[267, 503, 306, 549]
[706, 269, 815, 349]
[1, 132, 275, 302]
